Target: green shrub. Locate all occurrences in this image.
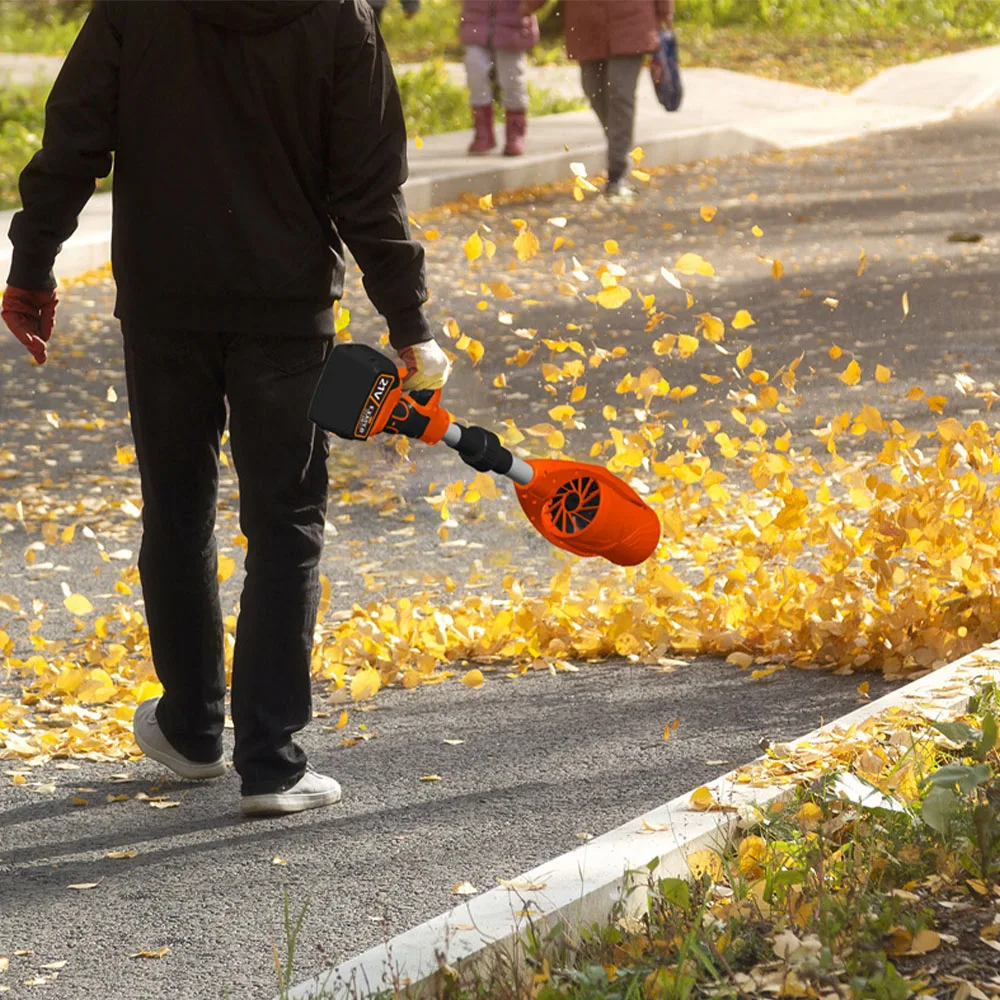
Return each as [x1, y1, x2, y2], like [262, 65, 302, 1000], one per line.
[379, 0, 462, 63]
[527, 82, 585, 118]
[397, 59, 470, 135]
[0, 85, 47, 208]
[0, 3, 88, 55]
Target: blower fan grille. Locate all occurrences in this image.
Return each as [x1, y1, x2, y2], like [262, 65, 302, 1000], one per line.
[545, 476, 601, 535]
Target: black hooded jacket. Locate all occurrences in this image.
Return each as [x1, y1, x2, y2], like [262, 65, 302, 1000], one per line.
[8, 0, 431, 345]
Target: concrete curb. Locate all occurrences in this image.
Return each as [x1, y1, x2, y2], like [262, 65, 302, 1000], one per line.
[852, 45, 1000, 113]
[401, 124, 777, 212]
[285, 642, 1000, 999]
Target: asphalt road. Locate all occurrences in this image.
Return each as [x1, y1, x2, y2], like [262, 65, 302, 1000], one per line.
[4, 104, 1000, 998]
[1, 662, 896, 1000]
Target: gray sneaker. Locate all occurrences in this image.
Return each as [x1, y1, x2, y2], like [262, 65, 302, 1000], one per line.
[605, 177, 638, 203]
[133, 697, 227, 780]
[242, 766, 343, 817]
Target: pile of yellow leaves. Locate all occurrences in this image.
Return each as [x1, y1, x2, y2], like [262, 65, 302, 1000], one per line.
[5, 194, 1000, 761]
[732, 701, 941, 797]
[4, 391, 1000, 761]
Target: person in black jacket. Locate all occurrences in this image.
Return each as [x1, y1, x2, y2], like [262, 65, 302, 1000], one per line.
[2, 0, 451, 817]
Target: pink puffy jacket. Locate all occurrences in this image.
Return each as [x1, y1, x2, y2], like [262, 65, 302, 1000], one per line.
[460, 0, 540, 51]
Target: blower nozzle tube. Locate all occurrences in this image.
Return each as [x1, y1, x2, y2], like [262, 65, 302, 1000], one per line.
[442, 423, 533, 486]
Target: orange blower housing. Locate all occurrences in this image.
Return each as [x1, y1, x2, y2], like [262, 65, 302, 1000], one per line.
[515, 459, 661, 566]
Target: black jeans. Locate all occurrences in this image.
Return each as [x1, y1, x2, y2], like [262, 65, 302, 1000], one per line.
[123, 330, 331, 795]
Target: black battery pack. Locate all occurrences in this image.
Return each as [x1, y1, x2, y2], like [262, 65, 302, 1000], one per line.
[308, 343, 400, 440]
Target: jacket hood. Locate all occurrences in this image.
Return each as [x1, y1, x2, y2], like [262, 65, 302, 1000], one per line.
[181, 1, 321, 33]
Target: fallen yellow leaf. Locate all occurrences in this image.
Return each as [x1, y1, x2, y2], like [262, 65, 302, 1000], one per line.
[463, 231, 483, 262]
[513, 229, 540, 263]
[839, 359, 861, 386]
[350, 669, 381, 702]
[796, 802, 823, 829]
[738, 836, 767, 875]
[130, 947, 170, 960]
[675, 253, 715, 277]
[63, 593, 94, 616]
[686, 849, 724, 882]
[217, 555, 236, 583]
[597, 285, 631, 310]
[689, 786, 716, 810]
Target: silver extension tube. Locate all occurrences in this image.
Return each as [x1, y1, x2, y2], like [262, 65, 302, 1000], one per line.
[442, 422, 534, 486]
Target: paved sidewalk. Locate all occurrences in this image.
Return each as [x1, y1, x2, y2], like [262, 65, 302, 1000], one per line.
[0, 52, 61, 85]
[3, 45, 1000, 278]
[400, 46, 1000, 209]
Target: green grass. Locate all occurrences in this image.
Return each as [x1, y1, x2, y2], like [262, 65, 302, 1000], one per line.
[680, 24, 996, 92]
[528, 82, 584, 117]
[396, 59, 470, 135]
[0, 4, 86, 55]
[675, 0, 1000, 34]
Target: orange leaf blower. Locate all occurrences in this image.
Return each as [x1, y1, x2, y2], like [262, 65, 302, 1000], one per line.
[309, 344, 661, 567]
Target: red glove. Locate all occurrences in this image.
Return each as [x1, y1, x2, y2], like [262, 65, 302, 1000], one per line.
[2, 286, 58, 364]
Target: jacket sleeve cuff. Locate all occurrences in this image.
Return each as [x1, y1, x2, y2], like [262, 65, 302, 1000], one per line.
[7, 251, 57, 292]
[386, 305, 433, 350]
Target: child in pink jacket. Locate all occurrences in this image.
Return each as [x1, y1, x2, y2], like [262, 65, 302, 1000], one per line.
[460, 0, 540, 156]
